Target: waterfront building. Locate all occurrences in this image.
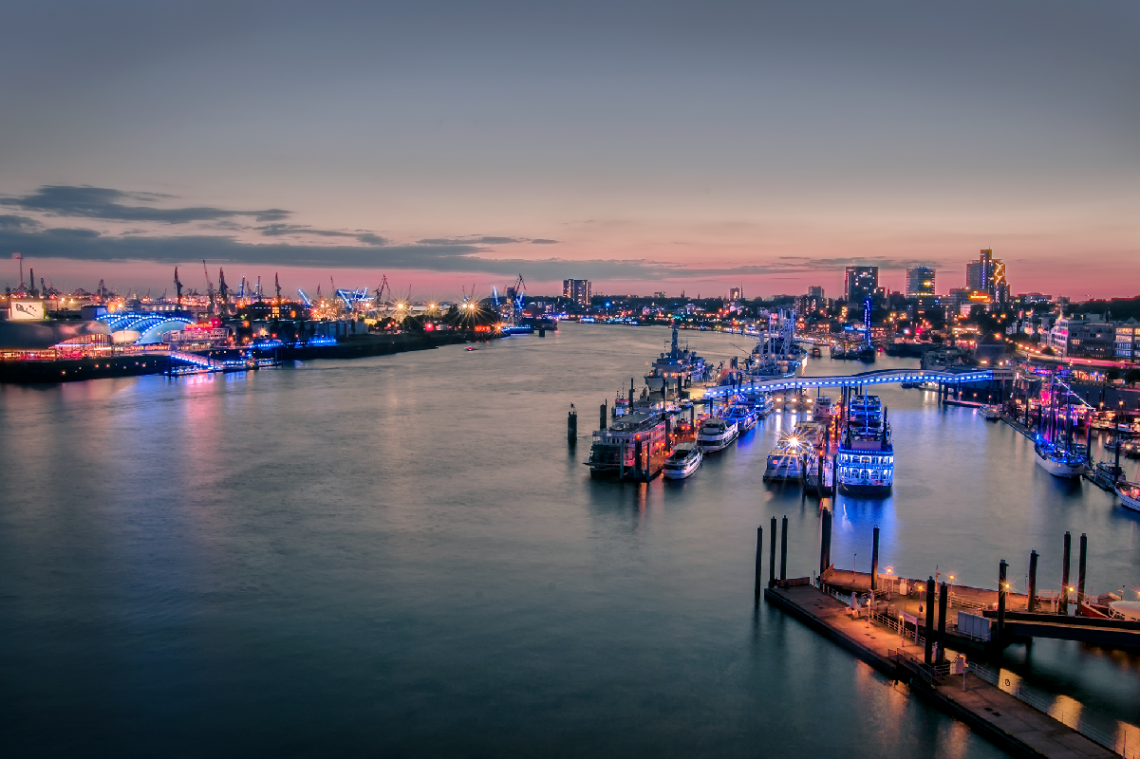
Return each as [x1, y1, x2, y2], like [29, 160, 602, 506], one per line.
[906, 267, 936, 298]
[844, 266, 878, 304]
[1115, 321, 1140, 360]
[1048, 314, 1116, 359]
[562, 279, 591, 307]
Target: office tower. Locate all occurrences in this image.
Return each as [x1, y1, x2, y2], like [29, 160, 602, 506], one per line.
[562, 279, 591, 307]
[845, 266, 878, 304]
[906, 267, 936, 298]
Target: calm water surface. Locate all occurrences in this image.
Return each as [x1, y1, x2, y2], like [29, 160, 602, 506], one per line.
[2, 323, 1137, 757]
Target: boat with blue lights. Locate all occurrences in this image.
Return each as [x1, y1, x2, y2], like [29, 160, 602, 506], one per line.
[1033, 372, 1086, 479]
[836, 394, 894, 497]
[722, 404, 758, 434]
[763, 432, 810, 482]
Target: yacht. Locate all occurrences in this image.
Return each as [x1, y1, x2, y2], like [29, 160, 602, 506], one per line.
[1115, 482, 1140, 512]
[836, 394, 894, 497]
[722, 404, 757, 434]
[697, 417, 739, 453]
[763, 432, 810, 481]
[663, 442, 703, 480]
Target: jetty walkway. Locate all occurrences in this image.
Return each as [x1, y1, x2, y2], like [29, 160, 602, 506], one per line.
[704, 367, 1014, 399]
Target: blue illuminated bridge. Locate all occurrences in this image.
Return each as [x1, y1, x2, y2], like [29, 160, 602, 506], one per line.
[704, 368, 1015, 398]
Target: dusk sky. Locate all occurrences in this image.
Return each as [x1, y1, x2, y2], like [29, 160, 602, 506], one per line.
[1, 0, 1136, 301]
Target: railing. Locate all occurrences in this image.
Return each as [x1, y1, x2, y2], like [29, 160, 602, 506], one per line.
[969, 661, 1138, 758]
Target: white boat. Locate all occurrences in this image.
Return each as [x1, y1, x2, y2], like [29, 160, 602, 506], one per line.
[812, 396, 835, 422]
[764, 432, 810, 481]
[753, 395, 776, 418]
[1033, 442, 1085, 478]
[697, 417, 739, 452]
[1116, 482, 1140, 512]
[663, 442, 703, 479]
[722, 404, 757, 433]
[983, 405, 1002, 421]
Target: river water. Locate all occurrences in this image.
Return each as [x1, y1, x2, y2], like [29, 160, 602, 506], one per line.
[1, 323, 1137, 757]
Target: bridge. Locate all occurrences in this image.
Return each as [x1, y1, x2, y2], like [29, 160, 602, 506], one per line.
[984, 610, 1140, 649]
[703, 367, 1015, 398]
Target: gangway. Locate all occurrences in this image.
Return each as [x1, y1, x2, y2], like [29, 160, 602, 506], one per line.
[704, 367, 1014, 399]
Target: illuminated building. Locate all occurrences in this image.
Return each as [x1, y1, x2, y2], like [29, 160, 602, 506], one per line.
[844, 266, 878, 304]
[906, 267, 936, 298]
[562, 279, 591, 307]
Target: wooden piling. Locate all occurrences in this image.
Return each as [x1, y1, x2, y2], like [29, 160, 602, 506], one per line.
[1077, 533, 1087, 608]
[871, 526, 880, 593]
[567, 405, 577, 445]
[924, 577, 935, 665]
[599, 401, 607, 431]
[779, 515, 789, 582]
[819, 507, 832, 575]
[1028, 549, 1039, 613]
[937, 581, 949, 664]
[755, 526, 764, 598]
[768, 517, 777, 589]
[997, 559, 1008, 641]
[1061, 532, 1071, 614]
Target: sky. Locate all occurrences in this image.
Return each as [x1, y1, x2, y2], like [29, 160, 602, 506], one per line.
[1, 0, 1137, 301]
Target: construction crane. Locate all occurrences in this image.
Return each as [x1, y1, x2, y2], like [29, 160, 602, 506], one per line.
[174, 267, 183, 306]
[237, 276, 246, 301]
[203, 261, 216, 314]
[256, 275, 262, 302]
[275, 273, 282, 302]
[375, 275, 391, 311]
[218, 268, 229, 313]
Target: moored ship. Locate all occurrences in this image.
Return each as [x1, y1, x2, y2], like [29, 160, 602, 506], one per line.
[663, 442, 703, 480]
[836, 394, 894, 497]
[587, 412, 669, 480]
[763, 432, 810, 482]
[697, 417, 738, 453]
[645, 322, 707, 393]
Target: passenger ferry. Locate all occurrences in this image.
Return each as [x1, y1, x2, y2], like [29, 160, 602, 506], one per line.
[663, 442, 703, 480]
[1115, 481, 1140, 512]
[586, 412, 668, 479]
[753, 394, 776, 418]
[836, 394, 894, 497]
[763, 432, 810, 481]
[697, 417, 739, 453]
[812, 396, 835, 422]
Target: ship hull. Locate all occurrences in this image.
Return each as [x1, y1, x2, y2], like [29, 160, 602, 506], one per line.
[838, 481, 892, 497]
[1033, 449, 1084, 478]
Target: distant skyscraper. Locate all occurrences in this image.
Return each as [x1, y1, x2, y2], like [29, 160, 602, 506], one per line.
[906, 267, 936, 298]
[966, 261, 984, 291]
[562, 279, 591, 307]
[845, 266, 878, 304]
[807, 285, 824, 299]
[729, 287, 742, 301]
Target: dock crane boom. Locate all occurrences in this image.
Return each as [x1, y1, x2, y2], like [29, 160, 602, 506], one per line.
[174, 267, 183, 306]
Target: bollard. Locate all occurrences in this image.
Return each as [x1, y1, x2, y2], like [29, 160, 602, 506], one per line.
[1062, 532, 1071, 614]
[997, 559, 1008, 642]
[779, 515, 789, 582]
[1077, 533, 1087, 610]
[1028, 550, 1039, 613]
[819, 507, 832, 576]
[937, 582, 949, 664]
[871, 527, 880, 593]
[755, 526, 764, 599]
[600, 402, 607, 431]
[924, 577, 936, 665]
[768, 517, 777, 589]
[567, 405, 577, 446]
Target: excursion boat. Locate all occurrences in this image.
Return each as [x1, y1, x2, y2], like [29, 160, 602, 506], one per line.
[722, 404, 758, 434]
[812, 396, 835, 422]
[645, 322, 707, 393]
[983, 405, 1002, 421]
[1114, 482, 1140, 512]
[763, 432, 810, 482]
[586, 412, 668, 479]
[753, 394, 775, 418]
[836, 394, 894, 497]
[663, 442, 703, 480]
[697, 417, 739, 453]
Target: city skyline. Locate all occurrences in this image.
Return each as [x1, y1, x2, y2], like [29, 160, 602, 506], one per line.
[2, 1, 1137, 300]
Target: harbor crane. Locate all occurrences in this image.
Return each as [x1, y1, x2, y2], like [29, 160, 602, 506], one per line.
[297, 289, 313, 307]
[218, 268, 230, 313]
[203, 261, 216, 314]
[275, 273, 282, 302]
[174, 267, 183, 305]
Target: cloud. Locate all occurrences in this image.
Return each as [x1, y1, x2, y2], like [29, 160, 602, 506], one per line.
[0, 214, 42, 230]
[0, 185, 289, 225]
[531, 238, 559, 245]
[417, 235, 558, 246]
[258, 223, 389, 246]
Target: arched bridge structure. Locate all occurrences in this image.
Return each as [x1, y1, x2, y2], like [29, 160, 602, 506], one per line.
[704, 367, 1015, 399]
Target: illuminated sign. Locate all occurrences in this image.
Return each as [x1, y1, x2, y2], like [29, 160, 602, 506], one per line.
[8, 300, 45, 321]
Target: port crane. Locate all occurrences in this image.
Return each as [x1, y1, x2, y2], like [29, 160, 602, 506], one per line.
[174, 267, 183, 306]
[297, 288, 313, 307]
[203, 261, 216, 314]
[218, 269, 230, 313]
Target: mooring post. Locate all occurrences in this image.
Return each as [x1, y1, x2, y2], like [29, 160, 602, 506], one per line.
[871, 526, 880, 594]
[924, 577, 935, 665]
[779, 515, 789, 582]
[768, 517, 777, 589]
[997, 559, 1008, 641]
[1077, 533, 1087, 611]
[819, 507, 832, 576]
[600, 401, 607, 431]
[937, 581, 949, 665]
[568, 405, 577, 445]
[1028, 549, 1039, 613]
[1062, 531, 1072, 614]
[754, 526, 764, 599]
